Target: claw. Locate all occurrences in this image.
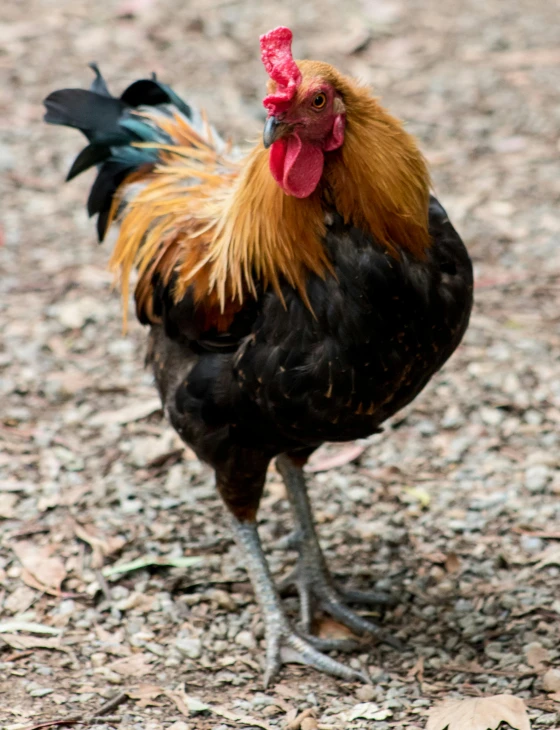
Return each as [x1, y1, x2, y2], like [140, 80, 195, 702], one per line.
[302, 633, 361, 653]
[342, 588, 398, 608]
[264, 624, 369, 686]
[279, 563, 403, 650]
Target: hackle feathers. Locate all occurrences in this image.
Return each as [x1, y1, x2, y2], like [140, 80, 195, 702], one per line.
[108, 61, 431, 332]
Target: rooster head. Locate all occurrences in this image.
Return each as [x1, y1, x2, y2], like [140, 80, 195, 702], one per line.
[260, 26, 346, 199]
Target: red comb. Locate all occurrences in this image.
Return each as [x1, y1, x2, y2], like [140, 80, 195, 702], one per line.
[260, 26, 301, 114]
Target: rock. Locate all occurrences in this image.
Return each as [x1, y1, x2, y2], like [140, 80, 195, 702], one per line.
[356, 685, 377, 702]
[175, 637, 202, 659]
[525, 465, 551, 493]
[0, 143, 15, 171]
[234, 630, 256, 649]
[51, 296, 106, 329]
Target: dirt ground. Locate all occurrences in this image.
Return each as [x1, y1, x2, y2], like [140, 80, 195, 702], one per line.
[1, 0, 560, 728]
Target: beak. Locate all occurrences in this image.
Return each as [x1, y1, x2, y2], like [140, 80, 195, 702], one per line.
[263, 115, 288, 148]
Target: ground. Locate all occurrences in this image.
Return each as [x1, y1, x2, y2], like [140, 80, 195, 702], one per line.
[0, 0, 559, 728]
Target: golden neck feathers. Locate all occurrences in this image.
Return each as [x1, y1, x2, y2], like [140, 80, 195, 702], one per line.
[109, 71, 431, 330]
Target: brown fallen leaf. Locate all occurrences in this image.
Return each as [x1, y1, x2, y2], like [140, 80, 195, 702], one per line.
[445, 552, 461, 574]
[0, 634, 67, 652]
[306, 442, 366, 472]
[19, 568, 77, 598]
[301, 717, 318, 730]
[533, 546, 560, 571]
[542, 668, 560, 693]
[164, 687, 273, 730]
[89, 398, 162, 426]
[127, 684, 166, 708]
[73, 522, 126, 569]
[107, 653, 153, 677]
[524, 642, 549, 672]
[0, 493, 18, 518]
[315, 617, 358, 641]
[426, 694, 531, 730]
[406, 656, 425, 683]
[12, 541, 66, 592]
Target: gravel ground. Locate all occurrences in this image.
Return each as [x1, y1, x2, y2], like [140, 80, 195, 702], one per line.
[1, 0, 559, 728]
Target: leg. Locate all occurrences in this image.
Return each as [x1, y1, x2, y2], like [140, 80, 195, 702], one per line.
[276, 454, 402, 649]
[215, 452, 367, 685]
[230, 517, 368, 686]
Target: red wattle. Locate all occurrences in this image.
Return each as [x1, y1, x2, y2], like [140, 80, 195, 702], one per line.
[269, 134, 324, 199]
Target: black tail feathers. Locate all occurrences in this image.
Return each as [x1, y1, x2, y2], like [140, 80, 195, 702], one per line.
[44, 66, 192, 241]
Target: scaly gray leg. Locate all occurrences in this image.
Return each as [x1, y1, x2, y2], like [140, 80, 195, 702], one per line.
[276, 454, 402, 650]
[230, 517, 369, 686]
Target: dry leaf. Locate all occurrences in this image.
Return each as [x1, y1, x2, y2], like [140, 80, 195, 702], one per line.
[345, 703, 393, 721]
[524, 642, 549, 671]
[89, 398, 162, 426]
[12, 541, 66, 591]
[0, 493, 18, 518]
[127, 684, 166, 708]
[20, 568, 64, 597]
[301, 717, 318, 730]
[74, 522, 126, 569]
[0, 621, 61, 635]
[306, 442, 366, 472]
[445, 552, 461, 573]
[534, 546, 560, 571]
[3, 585, 37, 614]
[316, 617, 357, 641]
[542, 669, 560, 693]
[164, 688, 272, 729]
[0, 634, 67, 652]
[285, 708, 316, 730]
[426, 695, 531, 730]
[107, 653, 153, 677]
[407, 656, 425, 682]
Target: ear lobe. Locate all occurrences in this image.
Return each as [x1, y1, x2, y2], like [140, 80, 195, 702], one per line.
[324, 114, 346, 151]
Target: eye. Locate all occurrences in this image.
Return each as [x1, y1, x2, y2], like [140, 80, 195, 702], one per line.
[312, 92, 327, 110]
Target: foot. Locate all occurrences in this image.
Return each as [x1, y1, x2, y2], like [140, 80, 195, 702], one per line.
[275, 454, 403, 652]
[230, 517, 371, 686]
[262, 607, 369, 687]
[278, 561, 403, 650]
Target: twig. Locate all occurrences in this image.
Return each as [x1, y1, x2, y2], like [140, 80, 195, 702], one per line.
[23, 719, 81, 730]
[3, 648, 34, 662]
[22, 692, 128, 730]
[441, 664, 536, 678]
[23, 718, 122, 730]
[512, 526, 560, 539]
[95, 568, 113, 602]
[93, 691, 128, 717]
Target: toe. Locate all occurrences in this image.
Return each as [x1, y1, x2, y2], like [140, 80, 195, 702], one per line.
[342, 588, 398, 607]
[321, 595, 404, 650]
[302, 633, 361, 653]
[284, 633, 369, 682]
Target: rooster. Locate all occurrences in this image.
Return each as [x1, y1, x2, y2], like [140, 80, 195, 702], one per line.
[44, 26, 473, 684]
